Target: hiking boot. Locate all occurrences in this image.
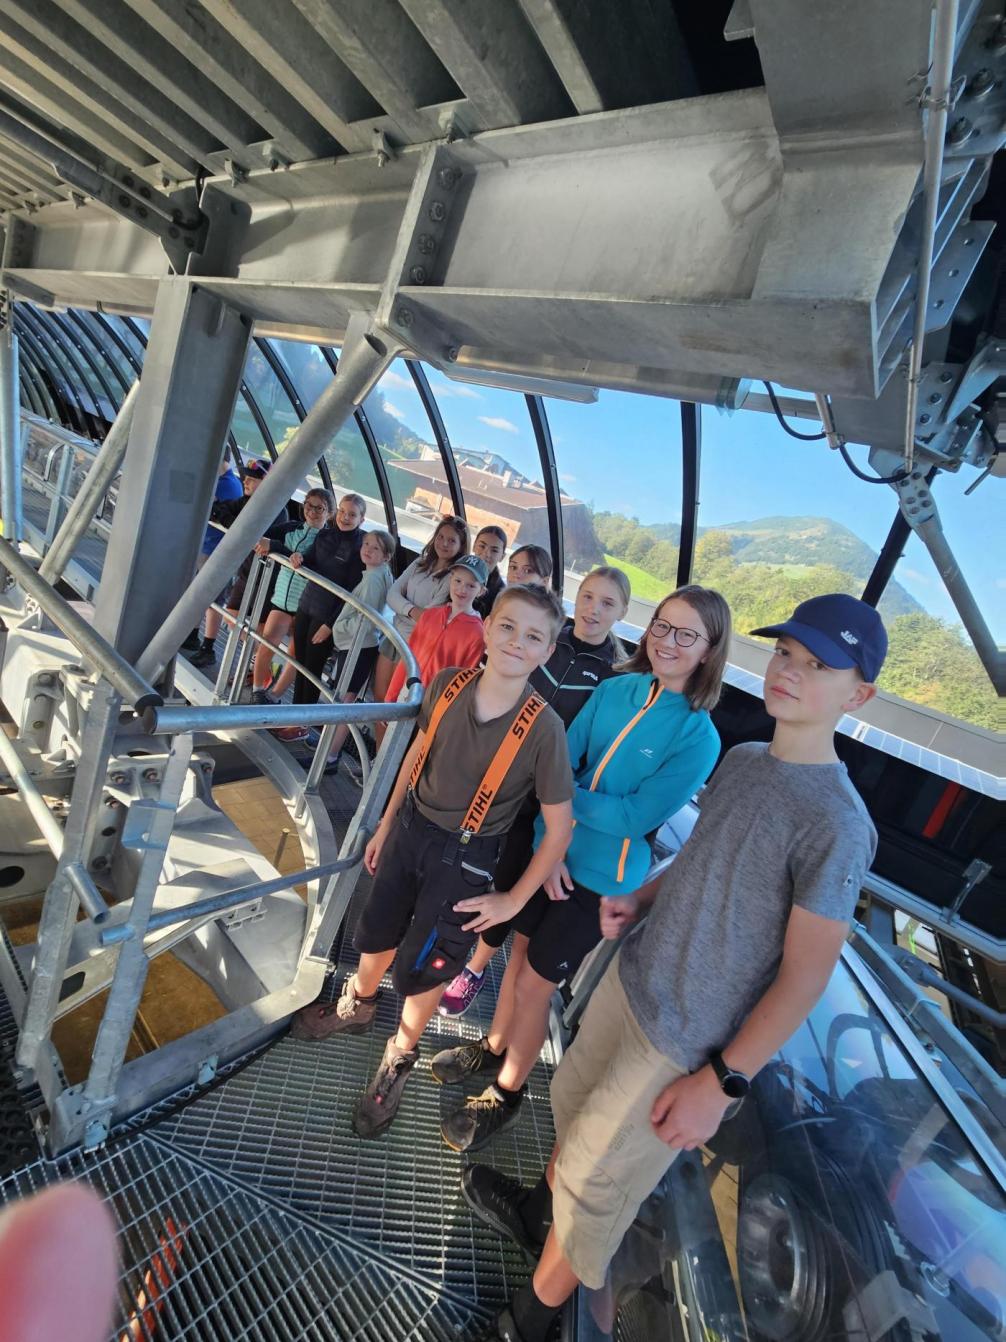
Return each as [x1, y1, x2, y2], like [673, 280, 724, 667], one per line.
[189, 645, 216, 669]
[438, 966, 487, 1018]
[431, 1036, 506, 1086]
[461, 1165, 548, 1263]
[181, 628, 202, 652]
[289, 975, 379, 1041]
[353, 1037, 420, 1138]
[441, 1084, 525, 1152]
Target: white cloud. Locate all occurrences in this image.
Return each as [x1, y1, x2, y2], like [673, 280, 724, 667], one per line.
[902, 567, 933, 585]
[428, 376, 483, 401]
[478, 415, 520, 434]
[384, 402, 408, 422]
[381, 370, 414, 392]
[559, 473, 577, 484]
[996, 577, 1006, 589]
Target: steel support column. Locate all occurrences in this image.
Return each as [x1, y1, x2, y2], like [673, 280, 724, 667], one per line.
[137, 314, 399, 684]
[0, 310, 23, 546]
[39, 378, 138, 585]
[677, 401, 701, 587]
[526, 394, 564, 591]
[93, 281, 251, 668]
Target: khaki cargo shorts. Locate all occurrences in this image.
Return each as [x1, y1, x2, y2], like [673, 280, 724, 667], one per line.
[550, 952, 687, 1289]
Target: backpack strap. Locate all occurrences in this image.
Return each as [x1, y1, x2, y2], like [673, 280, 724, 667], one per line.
[409, 668, 548, 843]
[409, 667, 480, 791]
[459, 691, 547, 839]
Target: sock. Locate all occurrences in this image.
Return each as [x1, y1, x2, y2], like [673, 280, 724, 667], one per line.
[519, 1172, 553, 1244]
[493, 1081, 524, 1109]
[512, 1282, 560, 1342]
[355, 988, 378, 1003]
[467, 967, 485, 980]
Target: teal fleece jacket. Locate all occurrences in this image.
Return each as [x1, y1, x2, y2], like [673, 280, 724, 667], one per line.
[534, 672, 719, 896]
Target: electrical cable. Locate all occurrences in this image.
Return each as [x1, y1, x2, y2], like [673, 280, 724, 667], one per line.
[764, 380, 910, 483]
[762, 381, 827, 440]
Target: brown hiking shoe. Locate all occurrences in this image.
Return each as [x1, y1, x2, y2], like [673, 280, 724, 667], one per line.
[353, 1037, 420, 1138]
[289, 975, 380, 1041]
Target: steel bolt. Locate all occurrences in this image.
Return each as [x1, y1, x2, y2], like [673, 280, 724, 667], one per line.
[396, 307, 414, 328]
[445, 345, 459, 363]
[104, 797, 121, 809]
[919, 413, 931, 424]
[939, 372, 953, 382]
[428, 200, 446, 222]
[201, 762, 212, 773]
[928, 393, 942, 404]
[118, 194, 131, 208]
[137, 206, 148, 220]
[417, 233, 435, 255]
[142, 768, 159, 782]
[122, 174, 134, 188]
[437, 167, 459, 190]
[110, 772, 127, 785]
[140, 185, 151, 200]
[932, 298, 945, 309]
[409, 265, 428, 284]
[36, 674, 54, 687]
[91, 856, 108, 870]
[947, 116, 974, 146]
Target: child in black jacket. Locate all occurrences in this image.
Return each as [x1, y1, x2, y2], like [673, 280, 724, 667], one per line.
[288, 493, 366, 705]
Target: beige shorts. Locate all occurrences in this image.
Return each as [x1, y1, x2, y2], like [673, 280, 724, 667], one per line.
[550, 953, 687, 1289]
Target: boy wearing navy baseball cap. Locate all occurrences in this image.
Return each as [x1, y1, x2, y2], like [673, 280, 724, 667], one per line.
[471, 594, 887, 1342]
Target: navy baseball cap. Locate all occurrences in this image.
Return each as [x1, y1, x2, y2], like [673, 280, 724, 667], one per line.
[242, 459, 269, 480]
[451, 554, 489, 585]
[750, 594, 888, 681]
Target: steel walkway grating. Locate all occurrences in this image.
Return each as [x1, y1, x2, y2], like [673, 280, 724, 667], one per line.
[152, 885, 555, 1314]
[1, 1134, 485, 1341]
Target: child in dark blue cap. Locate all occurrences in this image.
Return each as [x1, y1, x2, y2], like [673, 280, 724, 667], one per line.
[467, 593, 887, 1342]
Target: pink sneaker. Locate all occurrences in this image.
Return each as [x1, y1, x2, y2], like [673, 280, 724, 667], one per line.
[438, 967, 486, 1018]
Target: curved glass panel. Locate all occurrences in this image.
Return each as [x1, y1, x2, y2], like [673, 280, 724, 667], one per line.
[585, 948, 1006, 1342]
[240, 342, 300, 462]
[881, 469, 1001, 732]
[230, 389, 272, 464]
[46, 312, 119, 418]
[315, 411, 388, 528]
[269, 339, 333, 413]
[74, 310, 139, 388]
[65, 310, 131, 399]
[359, 359, 448, 544]
[101, 314, 147, 371]
[426, 376, 543, 556]
[546, 391, 683, 627]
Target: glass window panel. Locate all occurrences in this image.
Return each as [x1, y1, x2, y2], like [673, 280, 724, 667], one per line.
[240, 343, 300, 459]
[67, 311, 131, 397]
[105, 314, 148, 367]
[269, 340, 334, 412]
[546, 391, 682, 630]
[46, 313, 115, 414]
[82, 312, 142, 383]
[361, 359, 447, 547]
[229, 390, 271, 463]
[881, 468, 1001, 730]
[421, 374, 543, 560]
[315, 414, 388, 529]
[22, 313, 97, 420]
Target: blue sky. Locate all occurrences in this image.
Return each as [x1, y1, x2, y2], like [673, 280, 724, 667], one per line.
[373, 362, 1004, 639]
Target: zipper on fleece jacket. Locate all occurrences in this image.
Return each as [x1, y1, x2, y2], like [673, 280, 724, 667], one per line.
[586, 678, 663, 887]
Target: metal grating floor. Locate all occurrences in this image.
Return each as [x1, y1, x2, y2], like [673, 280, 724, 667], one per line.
[152, 881, 556, 1313]
[0, 879, 556, 1340]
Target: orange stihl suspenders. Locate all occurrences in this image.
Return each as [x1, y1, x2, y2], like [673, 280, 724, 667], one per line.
[409, 668, 547, 844]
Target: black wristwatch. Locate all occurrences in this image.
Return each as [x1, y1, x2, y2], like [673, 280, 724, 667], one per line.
[709, 1051, 750, 1100]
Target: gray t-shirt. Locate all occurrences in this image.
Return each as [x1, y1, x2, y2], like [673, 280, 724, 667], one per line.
[619, 741, 876, 1071]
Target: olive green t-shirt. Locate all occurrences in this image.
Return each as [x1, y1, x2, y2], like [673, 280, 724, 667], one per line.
[413, 667, 573, 837]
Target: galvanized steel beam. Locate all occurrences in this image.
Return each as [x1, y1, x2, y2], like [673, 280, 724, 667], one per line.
[0, 313, 22, 545]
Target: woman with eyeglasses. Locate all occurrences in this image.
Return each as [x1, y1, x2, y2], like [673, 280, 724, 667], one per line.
[433, 585, 731, 1157]
[248, 487, 335, 705]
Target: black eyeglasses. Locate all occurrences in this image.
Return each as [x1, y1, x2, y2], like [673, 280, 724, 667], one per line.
[303, 502, 328, 514]
[649, 619, 708, 648]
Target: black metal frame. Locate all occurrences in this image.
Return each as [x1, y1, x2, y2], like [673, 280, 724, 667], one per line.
[15, 339, 64, 425]
[88, 310, 143, 379]
[408, 360, 466, 521]
[861, 467, 939, 608]
[526, 394, 565, 592]
[17, 363, 43, 418]
[25, 308, 110, 423]
[47, 309, 122, 415]
[677, 401, 701, 588]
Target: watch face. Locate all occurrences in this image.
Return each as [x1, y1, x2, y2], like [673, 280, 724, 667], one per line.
[722, 1071, 749, 1099]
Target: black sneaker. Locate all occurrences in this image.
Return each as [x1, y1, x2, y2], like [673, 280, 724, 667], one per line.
[181, 628, 202, 652]
[189, 645, 216, 668]
[441, 1084, 524, 1153]
[430, 1036, 506, 1085]
[461, 1165, 547, 1263]
[251, 688, 275, 706]
[353, 1037, 420, 1138]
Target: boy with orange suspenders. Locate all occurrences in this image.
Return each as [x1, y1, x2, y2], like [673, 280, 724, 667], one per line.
[291, 584, 573, 1138]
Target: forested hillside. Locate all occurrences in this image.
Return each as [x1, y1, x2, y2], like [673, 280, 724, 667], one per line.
[592, 511, 998, 730]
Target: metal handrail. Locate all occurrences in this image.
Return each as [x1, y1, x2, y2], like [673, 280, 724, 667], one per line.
[0, 537, 162, 712]
[98, 841, 369, 947]
[145, 550, 421, 734]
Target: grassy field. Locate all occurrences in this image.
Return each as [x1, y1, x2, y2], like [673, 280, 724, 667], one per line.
[603, 553, 669, 602]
